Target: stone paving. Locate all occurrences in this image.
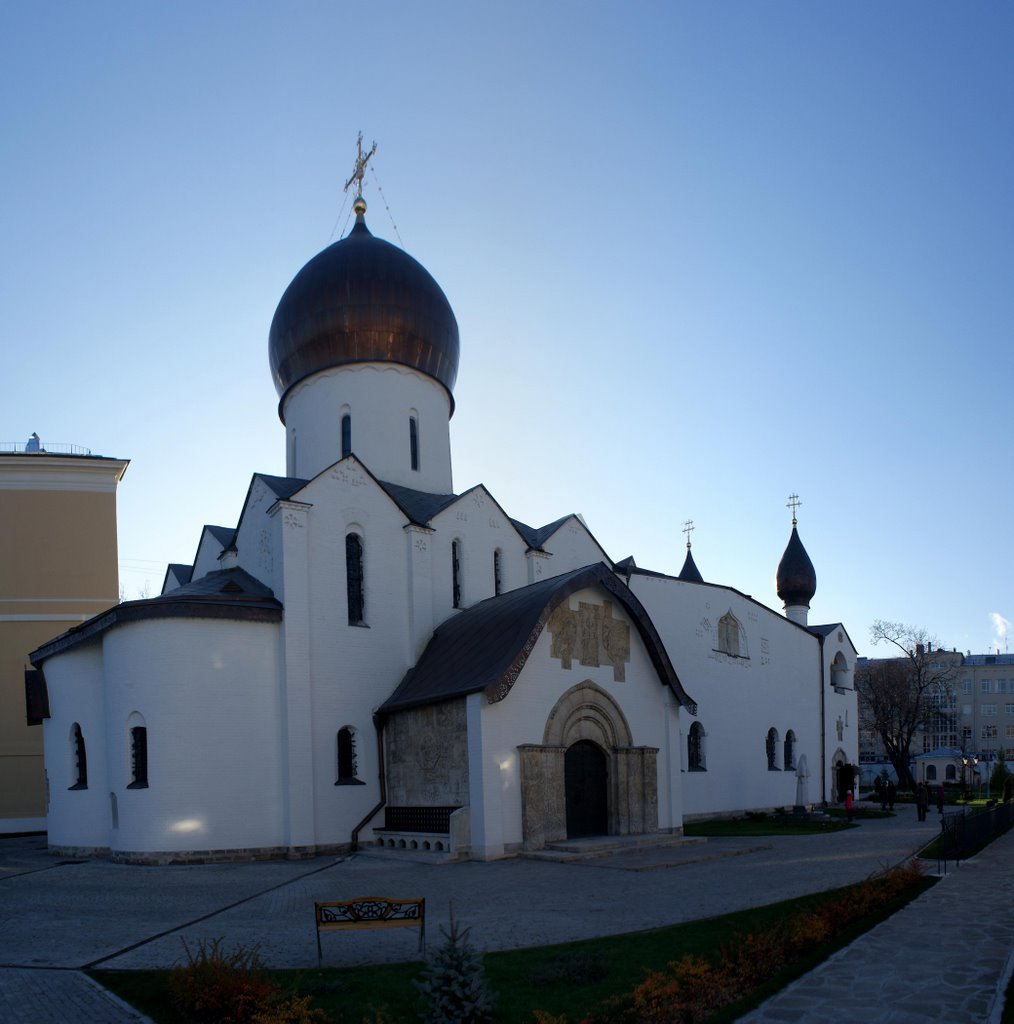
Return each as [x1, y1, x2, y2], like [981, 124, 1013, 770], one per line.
[0, 806, 1010, 1022]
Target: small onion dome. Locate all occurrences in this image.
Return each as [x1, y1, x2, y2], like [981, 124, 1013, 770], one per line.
[776, 526, 817, 607]
[678, 547, 704, 583]
[269, 210, 460, 416]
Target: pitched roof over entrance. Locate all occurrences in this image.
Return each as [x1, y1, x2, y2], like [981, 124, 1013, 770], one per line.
[381, 562, 696, 715]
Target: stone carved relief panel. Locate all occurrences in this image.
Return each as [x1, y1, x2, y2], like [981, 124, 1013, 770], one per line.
[385, 700, 468, 806]
[548, 600, 630, 681]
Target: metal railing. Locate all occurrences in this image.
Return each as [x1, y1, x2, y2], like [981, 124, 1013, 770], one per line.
[0, 441, 93, 456]
[937, 801, 1014, 873]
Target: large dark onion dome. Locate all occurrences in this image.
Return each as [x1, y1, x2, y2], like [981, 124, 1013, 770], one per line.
[269, 205, 460, 418]
[776, 525, 817, 607]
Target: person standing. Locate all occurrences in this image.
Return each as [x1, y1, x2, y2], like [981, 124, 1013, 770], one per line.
[845, 789, 855, 822]
[937, 782, 945, 815]
[916, 782, 928, 822]
[886, 779, 897, 811]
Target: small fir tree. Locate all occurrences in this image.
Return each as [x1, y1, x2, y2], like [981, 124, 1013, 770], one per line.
[415, 907, 495, 1024]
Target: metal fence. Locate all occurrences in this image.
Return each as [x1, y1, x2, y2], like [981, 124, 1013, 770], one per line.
[0, 441, 92, 455]
[937, 801, 1014, 873]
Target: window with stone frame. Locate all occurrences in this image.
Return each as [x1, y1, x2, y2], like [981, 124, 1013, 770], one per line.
[688, 721, 706, 771]
[766, 727, 779, 770]
[346, 532, 365, 625]
[128, 726, 148, 789]
[335, 727, 364, 785]
[70, 723, 88, 790]
[783, 730, 796, 771]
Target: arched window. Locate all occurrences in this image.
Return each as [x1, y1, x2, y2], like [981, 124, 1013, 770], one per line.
[70, 723, 88, 790]
[830, 651, 849, 689]
[341, 413, 352, 458]
[766, 728, 779, 771]
[336, 727, 363, 785]
[926, 765, 938, 781]
[688, 722, 706, 771]
[783, 730, 796, 771]
[717, 611, 742, 657]
[409, 415, 419, 471]
[452, 540, 462, 609]
[493, 549, 502, 597]
[129, 725, 148, 789]
[945, 764, 956, 781]
[346, 533, 365, 625]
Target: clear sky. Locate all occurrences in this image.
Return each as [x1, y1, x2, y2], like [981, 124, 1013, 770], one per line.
[3, 2, 1012, 658]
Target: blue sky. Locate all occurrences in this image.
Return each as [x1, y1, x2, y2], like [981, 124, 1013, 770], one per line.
[3, 2, 1012, 657]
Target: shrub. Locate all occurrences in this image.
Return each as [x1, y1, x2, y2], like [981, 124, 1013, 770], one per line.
[252, 994, 330, 1024]
[168, 937, 278, 1024]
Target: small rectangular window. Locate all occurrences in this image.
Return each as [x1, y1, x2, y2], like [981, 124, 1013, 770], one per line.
[409, 417, 419, 472]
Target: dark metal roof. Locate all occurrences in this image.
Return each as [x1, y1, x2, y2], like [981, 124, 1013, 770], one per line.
[269, 214, 460, 418]
[162, 563, 194, 593]
[381, 562, 695, 716]
[510, 514, 573, 550]
[31, 568, 281, 666]
[377, 479, 459, 526]
[204, 524, 236, 549]
[776, 526, 817, 607]
[678, 548, 704, 583]
[256, 473, 309, 501]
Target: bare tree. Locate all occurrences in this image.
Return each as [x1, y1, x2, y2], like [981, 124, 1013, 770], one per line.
[855, 621, 959, 790]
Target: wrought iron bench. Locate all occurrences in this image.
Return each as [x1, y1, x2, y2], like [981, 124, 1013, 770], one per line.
[314, 896, 425, 966]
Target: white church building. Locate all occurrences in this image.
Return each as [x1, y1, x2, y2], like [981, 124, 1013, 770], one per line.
[30, 187, 858, 863]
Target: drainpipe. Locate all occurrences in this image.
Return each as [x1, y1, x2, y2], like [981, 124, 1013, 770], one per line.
[351, 713, 387, 851]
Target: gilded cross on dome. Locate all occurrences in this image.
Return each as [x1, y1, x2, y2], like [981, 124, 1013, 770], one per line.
[786, 493, 802, 526]
[682, 519, 695, 550]
[344, 132, 377, 212]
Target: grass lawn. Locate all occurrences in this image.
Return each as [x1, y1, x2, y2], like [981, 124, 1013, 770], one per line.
[683, 815, 855, 837]
[92, 874, 934, 1024]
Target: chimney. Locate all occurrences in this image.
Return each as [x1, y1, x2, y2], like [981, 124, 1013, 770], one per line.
[916, 643, 924, 657]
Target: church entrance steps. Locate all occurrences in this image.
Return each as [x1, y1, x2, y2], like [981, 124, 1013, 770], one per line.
[523, 835, 773, 870]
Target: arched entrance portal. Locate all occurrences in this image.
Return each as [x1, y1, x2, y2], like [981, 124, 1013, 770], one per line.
[564, 740, 608, 838]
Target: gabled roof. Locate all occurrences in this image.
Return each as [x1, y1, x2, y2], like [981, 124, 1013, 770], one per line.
[161, 563, 194, 593]
[376, 479, 459, 525]
[510, 514, 573, 550]
[204, 524, 236, 548]
[31, 568, 281, 666]
[255, 473, 309, 501]
[381, 562, 696, 716]
[809, 622, 858, 653]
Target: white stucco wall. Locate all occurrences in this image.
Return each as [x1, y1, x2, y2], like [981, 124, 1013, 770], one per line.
[43, 643, 110, 850]
[282, 364, 453, 493]
[99, 617, 284, 855]
[819, 627, 859, 800]
[468, 587, 683, 858]
[629, 575, 821, 818]
[428, 487, 529, 628]
[540, 517, 611, 576]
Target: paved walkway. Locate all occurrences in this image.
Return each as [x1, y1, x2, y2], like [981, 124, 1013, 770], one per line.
[0, 807, 1009, 1022]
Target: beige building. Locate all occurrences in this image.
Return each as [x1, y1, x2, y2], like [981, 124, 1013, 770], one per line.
[858, 647, 1014, 779]
[0, 438, 127, 832]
